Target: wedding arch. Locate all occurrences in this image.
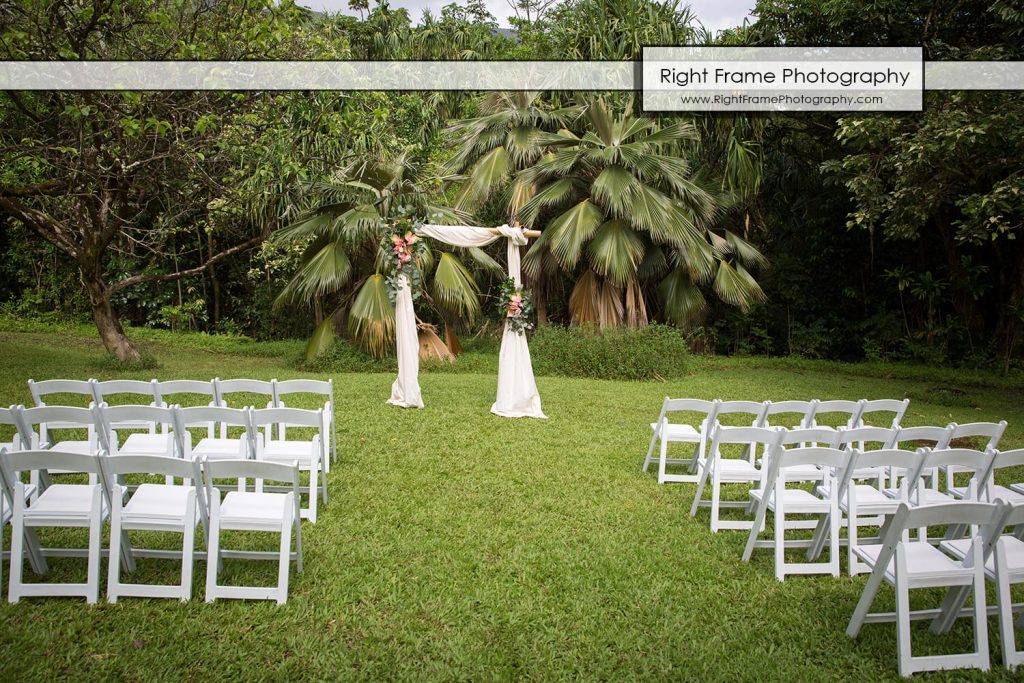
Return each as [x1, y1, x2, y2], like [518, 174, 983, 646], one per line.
[386, 222, 546, 419]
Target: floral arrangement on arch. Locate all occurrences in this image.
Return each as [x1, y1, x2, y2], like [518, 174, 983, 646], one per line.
[498, 277, 534, 335]
[381, 215, 428, 300]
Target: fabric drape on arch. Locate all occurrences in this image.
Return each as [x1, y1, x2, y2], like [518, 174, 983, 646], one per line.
[385, 223, 545, 418]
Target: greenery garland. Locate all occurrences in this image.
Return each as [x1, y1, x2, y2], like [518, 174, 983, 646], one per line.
[498, 277, 534, 335]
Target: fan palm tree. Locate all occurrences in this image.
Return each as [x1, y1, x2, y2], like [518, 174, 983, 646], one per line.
[273, 151, 492, 359]
[451, 95, 766, 328]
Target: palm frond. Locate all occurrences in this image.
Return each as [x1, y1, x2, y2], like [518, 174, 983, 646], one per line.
[348, 274, 396, 359]
[659, 267, 707, 326]
[587, 219, 645, 286]
[712, 261, 766, 310]
[548, 199, 604, 269]
[432, 252, 481, 323]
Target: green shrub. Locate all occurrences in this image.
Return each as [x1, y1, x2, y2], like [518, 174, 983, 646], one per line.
[530, 324, 689, 381]
[299, 339, 396, 373]
[93, 349, 161, 372]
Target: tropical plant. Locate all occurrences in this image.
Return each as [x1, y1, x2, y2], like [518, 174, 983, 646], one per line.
[273, 152, 498, 358]
[464, 96, 768, 329]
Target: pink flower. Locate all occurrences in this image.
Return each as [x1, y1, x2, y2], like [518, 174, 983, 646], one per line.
[391, 234, 403, 246]
[405, 232, 417, 244]
[400, 253, 412, 263]
[510, 294, 522, 304]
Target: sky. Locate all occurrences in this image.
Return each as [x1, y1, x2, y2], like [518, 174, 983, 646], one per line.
[298, 0, 755, 34]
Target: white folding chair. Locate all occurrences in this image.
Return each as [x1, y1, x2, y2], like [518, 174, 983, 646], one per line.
[204, 458, 303, 605]
[689, 401, 767, 485]
[773, 427, 842, 483]
[213, 378, 276, 409]
[812, 448, 923, 576]
[104, 454, 207, 602]
[807, 399, 865, 434]
[760, 400, 816, 430]
[14, 405, 98, 455]
[900, 448, 995, 509]
[274, 379, 335, 466]
[174, 405, 254, 463]
[27, 378, 96, 412]
[835, 425, 900, 485]
[936, 502, 1024, 670]
[250, 407, 328, 523]
[1, 449, 117, 604]
[857, 398, 910, 429]
[641, 398, 719, 484]
[742, 446, 845, 580]
[846, 501, 999, 677]
[95, 404, 178, 460]
[886, 424, 954, 490]
[942, 421, 1007, 492]
[690, 424, 783, 532]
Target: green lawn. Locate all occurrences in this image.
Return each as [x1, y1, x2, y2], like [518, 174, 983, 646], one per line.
[0, 327, 1022, 681]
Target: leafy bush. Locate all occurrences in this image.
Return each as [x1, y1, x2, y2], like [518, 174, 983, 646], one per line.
[93, 349, 160, 372]
[530, 324, 689, 381]
[299, 338, 396, 373]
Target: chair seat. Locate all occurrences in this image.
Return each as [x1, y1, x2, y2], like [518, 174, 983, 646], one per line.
[49, 440, 92, 454]
[122, 484, 196, 523]
[1010, 483, 1024, 496]
[120, 433, 174, 456]
[262, 441, 316, 464]
[750, 487, 831, 513]
[26, 484, 107, 520]
[650, 423, 700, 442]
[220, 491, 290, 527]
[840, 484, 904, 514]
[942, 536, 1024, 580]
[949, 484, 1024, 504]
[194, 438, 246, 459]
[883, 488, 953, 506]
[715, 458, 760, 481]
[854, 541, 976, 585]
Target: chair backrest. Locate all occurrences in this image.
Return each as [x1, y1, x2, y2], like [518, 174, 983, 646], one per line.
[761, 400, 815, 428]
[709, 423, 783, 457]
[103, 453, 202, 483]
[779, 427, 840, 448]
[978, 449, 1024, 501]
[810, 399, 864, 428]
[714, 400, 767, 427]
[92, 379, 159, 406]
[761, 446, 848, 491]
[274, 378, 332, 404]
[948, 421, 1007, 451]
[213, 378, 276, 408]
[249, 407, 324, 431]
[173, 405, 251, 429]
[835, 426, 898, 450]
[202, 457, 301, 520]
[14, 405, 96, 448]
[153, 380, 216, 407]
[656, 398, 719, 426]
[877, 501, 1002, 557]
[909, 448, 995, 499]
[858, 398, 910, 427]
[0, 406, 24, 449]
[2, 448, 102, 477]
[27, 378, 96, 407]
[891, 424, 954, 450]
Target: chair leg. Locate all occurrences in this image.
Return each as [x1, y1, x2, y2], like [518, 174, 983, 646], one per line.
[972, 542, 990, 672]
[642, 430, 657, 472]
[896, 568, 913, 676]
[710, 471, 722, 533]
[181, 494, 196, 602]
[689, 463, 710, 518]
[847, 559, 888, 638]
[8, 492, 25, 604]
[86, 485, 102, 605]
[107, 497, 123, 604]
[276, 495, 293, 605]
[308, 466, 317, 524]
[774, 494, 785, 582]
[828, 494, 840, 577]
[657, 437, 668, 484]
[741, 497, 768, 562]
[205, 495, 222, 603]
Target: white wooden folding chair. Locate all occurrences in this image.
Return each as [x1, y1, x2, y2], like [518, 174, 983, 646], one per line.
[942, 421, 1007, 492]
[250, 407, 327, 523]
[690, 424, 783, 532]
[760, 400, 816, 430]
[0, 406, 30, 453]
[174, 405, 254, 462]
[772, 427, 841, 483]
[2, 449, 118, 604]
[689, 400, 767, 486]
[846, 501, 999, 677]
[213, 378, 276, 409]
[857, 398, 910, 429]
[91, 379, 160, 410]
[899, 448, 995, 509]
[274, 379, 336, 467]
[834, 425, 900, 485]
[936, 501, 1024, 670]
[104, 454, 207, 602]
[810, 448, 923, 576]
[886, 424, 954, 490]
[95, 404, 178, 460]
[14, 405, 98, 455]
[806, 399, 865, 438]
[641, 398, 719, 484]
[203, 458, 303, 605]
[742, 446, 845, 580]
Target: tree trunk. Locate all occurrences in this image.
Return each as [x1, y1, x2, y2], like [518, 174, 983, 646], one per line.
[83, 271, 140, 361]
[206, 230, 221, 325]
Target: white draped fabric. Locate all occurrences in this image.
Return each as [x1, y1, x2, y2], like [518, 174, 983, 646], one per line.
[386, 274, 424, 408]
[386, 223, 546, 419]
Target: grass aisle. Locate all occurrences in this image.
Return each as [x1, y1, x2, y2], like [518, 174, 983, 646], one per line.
[0, 329, 1021, 681]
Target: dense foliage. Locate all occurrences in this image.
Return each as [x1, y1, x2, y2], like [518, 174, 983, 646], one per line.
[0, 0, 1021, 371]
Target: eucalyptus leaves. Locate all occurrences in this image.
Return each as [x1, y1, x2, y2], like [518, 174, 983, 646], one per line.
[381, 216, 428, 302]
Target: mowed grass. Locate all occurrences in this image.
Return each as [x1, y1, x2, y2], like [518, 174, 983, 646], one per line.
[0, 328, 1023, 681]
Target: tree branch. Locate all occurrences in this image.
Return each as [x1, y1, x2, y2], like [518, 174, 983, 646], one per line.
[0, 194, 79, 257]
[109, 232, 265, 293]
[0, 180, 66, 197]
